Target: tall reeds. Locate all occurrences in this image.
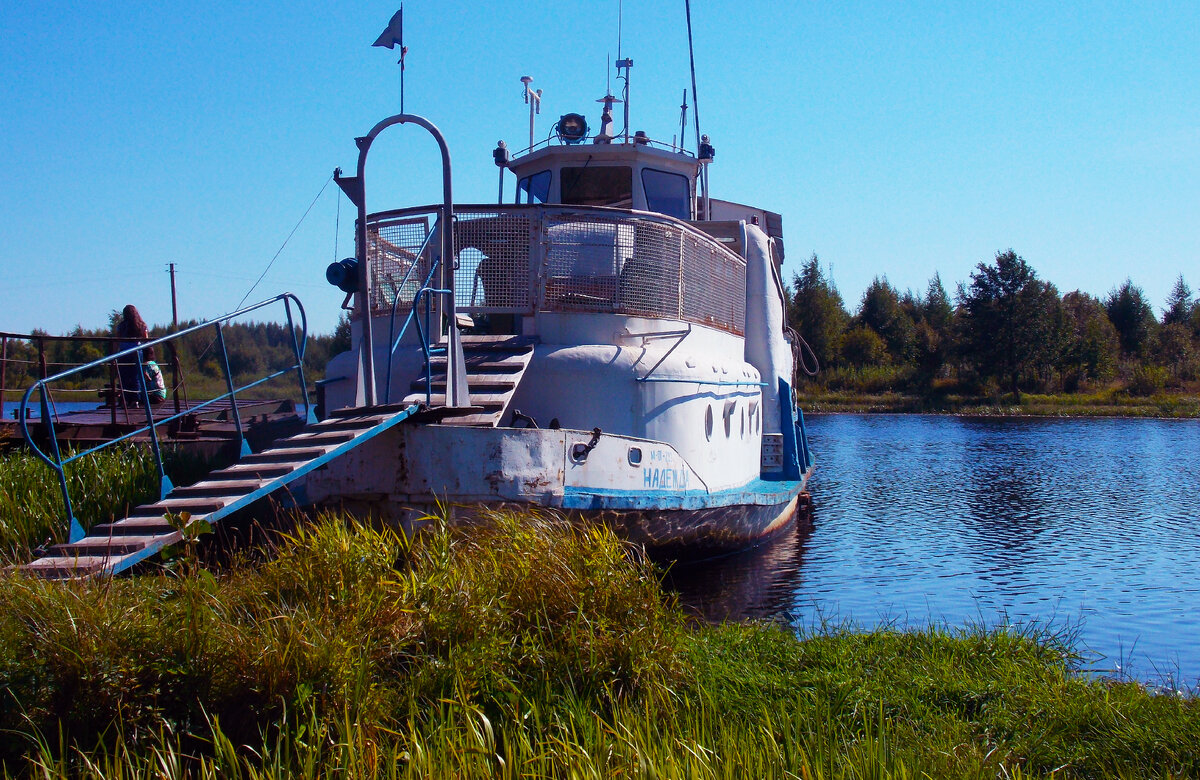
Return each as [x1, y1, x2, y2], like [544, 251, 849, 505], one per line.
[0, 447, 163, 557]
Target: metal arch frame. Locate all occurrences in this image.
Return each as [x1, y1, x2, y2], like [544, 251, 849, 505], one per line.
[337, 114, 456, 408]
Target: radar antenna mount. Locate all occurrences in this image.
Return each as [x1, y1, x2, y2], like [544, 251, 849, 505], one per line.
[521, 76, 542, 150]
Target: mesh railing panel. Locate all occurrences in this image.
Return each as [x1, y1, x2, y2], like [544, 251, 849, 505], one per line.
[681, 237, 746, 334]
[366, 215, 434, 315]
[543, 216, 634, 312]
[363, 206, 746, 334]
[453, 211, 533, 311]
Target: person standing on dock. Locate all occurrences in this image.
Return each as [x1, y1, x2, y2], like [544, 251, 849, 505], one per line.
[114, 304, 151, 406]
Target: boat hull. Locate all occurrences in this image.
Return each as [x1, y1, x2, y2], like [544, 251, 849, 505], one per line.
[299, 421, 811, 556]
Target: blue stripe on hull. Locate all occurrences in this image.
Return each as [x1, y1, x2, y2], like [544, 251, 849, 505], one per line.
[562, 476, 807, 511]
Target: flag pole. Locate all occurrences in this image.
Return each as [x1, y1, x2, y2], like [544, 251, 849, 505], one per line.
[373, 6, 408, 113]
[399, 3, 405, 113]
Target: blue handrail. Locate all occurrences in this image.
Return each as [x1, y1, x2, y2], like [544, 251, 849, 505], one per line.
[384, 223, 442, 403]
[20, 293, 312, 543]
[412, 286, 455, 405]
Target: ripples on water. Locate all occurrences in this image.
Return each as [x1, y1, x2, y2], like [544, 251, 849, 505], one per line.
[667, 414, 1200, 687]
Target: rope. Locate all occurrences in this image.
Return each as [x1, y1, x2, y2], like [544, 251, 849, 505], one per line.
[332, 182, 342, 264]
[788, 326, 820, 377]
[234, 174, 333, 312]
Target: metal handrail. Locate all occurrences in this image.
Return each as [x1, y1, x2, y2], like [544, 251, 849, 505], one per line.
[20, 293, 312, 543]
[412, 286, 455, 405]
[383, 223, 442, 403]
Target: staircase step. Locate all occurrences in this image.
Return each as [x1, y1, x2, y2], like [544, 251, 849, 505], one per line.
[22, 557, 112, 577]
[329, 402, 417, 418]
[170, 478, 268, 497]
[91, 517, 177, 536]
[48, 534, 171, 557]
[439, 412, 507, 426]
[410, 379, 517, 393]
[209, 463, 296, 480]
[240, 448, 328, 464]
[429, 355, 529, 372]
[132, 497, 229, 515]
[269, 431, 357, 448]
[401, 393, 507, 409]
[459, 335, 536, 350]
[307, 415, 391, 432]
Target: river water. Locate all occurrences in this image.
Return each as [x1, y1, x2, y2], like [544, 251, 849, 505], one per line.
[668, 414, 1200, 688]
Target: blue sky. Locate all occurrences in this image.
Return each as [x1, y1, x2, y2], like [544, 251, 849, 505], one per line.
[2, 1, 1196, 337]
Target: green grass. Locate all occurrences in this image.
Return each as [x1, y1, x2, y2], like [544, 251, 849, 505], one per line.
[0, 512, 1198, 778]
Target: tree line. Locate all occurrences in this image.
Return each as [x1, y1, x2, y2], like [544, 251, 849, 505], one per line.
[1, 316, 351, 403]
[787, 250, 1200, 399]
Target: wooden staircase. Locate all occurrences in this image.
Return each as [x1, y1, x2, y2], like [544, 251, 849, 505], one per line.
[18, 404, 419, 580]
[402, 334, 535, 427]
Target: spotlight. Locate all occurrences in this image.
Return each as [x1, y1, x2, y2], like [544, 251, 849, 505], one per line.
[556, 113, 588, 144]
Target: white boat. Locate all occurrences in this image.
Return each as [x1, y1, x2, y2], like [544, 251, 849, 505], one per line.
[306, 64, 814, 556]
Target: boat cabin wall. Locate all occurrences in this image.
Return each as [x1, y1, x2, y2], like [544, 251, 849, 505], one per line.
[503, 313, 762, 492]
[509, 145, 700, 221]
[708, 198, 785, 266]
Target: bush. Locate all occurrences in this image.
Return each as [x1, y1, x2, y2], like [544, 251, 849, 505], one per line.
[1128, 365, 1168, 396]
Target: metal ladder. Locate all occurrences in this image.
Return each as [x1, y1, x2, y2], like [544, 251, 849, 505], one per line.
[402, 335, 534, 427]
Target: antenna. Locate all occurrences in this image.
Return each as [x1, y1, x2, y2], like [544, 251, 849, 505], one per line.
[615, 57, 633, 142]
[521, 76, 542, 150]
[678, 89, 688, 152]
[684, 0, 711, 219]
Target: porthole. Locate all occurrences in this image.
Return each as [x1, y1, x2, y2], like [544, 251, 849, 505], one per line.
[723, 400, 735, 438]
[704, 406, 713, 440]
[628, 447, 642, 466]
[741, 408, 746, 437]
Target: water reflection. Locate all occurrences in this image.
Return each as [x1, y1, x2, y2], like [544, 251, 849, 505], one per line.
[669, 414, 1200, 686]
[664, 514, 813, 624]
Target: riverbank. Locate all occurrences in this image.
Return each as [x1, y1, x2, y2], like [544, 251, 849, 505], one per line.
[799, 387, 1200, 417]
[0, 511, 1197, 777]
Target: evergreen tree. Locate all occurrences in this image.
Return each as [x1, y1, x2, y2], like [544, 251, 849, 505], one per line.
[912, 273, 955, 382]
[1060, 291, 1119, 385]
[958, 250, 1063, 398]
[1104, 279, 1157, 358]
[787, 254, 849, 374]
[920, 273, 954, 332]
[1162, 275, 1194, 326]
[856, 277, 915, 364]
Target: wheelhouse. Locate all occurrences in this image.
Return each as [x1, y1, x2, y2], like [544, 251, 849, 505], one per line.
[511, 141, 698, 220]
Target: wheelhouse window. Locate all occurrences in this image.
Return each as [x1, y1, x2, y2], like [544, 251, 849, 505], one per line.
[560, 165, 633, 208]
[641, 168, 691, 220]
[516, 170, 551, 204]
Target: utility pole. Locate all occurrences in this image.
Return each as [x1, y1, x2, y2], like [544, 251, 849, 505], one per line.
[168, 262, 179, 328]
[167, 262, 181, 414]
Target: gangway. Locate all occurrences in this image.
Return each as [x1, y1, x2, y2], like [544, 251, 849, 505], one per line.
[19, 403, 417, 579]
[12, 294, 422, 579]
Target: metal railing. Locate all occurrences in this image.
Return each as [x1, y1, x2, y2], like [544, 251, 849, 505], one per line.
[383, 222, 442, 403]
[20, 293, 312, 543]
[364, 204, 748, 337]
[1, 331, 194, 433]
